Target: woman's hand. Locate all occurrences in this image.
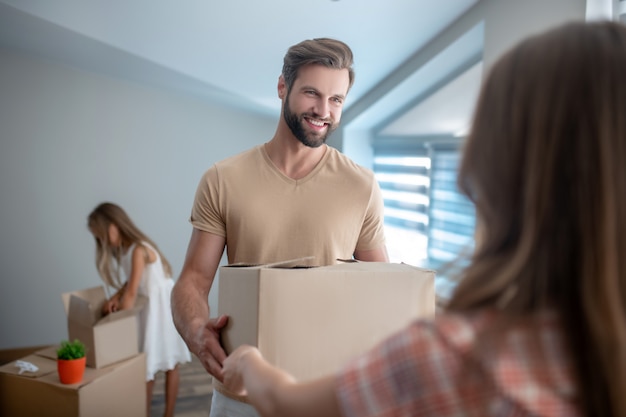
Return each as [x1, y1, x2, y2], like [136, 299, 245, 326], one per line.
[223, 345, 340, 417]
[222, 345, 263, 396]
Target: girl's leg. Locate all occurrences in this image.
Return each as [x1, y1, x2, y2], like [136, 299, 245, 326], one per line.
[146, 379, 155, 417]
[164, 365, 180, 417]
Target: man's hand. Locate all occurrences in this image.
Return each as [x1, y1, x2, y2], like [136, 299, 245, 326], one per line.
[194, 314, 229, 382]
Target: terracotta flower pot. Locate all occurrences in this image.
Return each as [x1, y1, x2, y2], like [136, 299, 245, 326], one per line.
[57, 356, 86, 384]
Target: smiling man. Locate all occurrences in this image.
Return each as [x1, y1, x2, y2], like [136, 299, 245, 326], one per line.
[171, 38, 389, 417]
[282, 62, 346, 148]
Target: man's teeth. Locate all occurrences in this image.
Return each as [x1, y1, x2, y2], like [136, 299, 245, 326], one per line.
[307, 118, 326, 127]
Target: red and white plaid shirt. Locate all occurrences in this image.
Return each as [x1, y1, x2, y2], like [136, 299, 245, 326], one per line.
[336, 310, 579, 417]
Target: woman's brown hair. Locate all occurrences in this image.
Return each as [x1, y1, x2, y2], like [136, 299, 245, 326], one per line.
[448, 21, 626, 416]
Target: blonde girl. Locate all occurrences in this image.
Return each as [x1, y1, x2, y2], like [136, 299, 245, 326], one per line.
[88, 202, 191, 417]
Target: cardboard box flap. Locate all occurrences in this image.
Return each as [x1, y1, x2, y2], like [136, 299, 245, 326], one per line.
[262, 257, 316, 269]
[62, 285, 144, 368]
[35, 346, 59, 360]
[62, 286, 108, 316]
[63, 286, 147, 327]
[224, 259, 433, 273]
[63, 286, 107, 325]
[225, 256, 316, 269]
[96, 295, 147, 325]
[68, 293, 101, 326]
[319, 261, 435, 274]
[0, 354, 57, 378]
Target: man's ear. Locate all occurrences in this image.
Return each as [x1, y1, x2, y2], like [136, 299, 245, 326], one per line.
[277, 75, 287, 99]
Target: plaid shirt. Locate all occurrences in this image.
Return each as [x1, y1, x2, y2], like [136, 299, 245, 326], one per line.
[336, 310, 579, 417]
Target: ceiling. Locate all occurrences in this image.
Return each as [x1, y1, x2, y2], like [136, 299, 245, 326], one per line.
[0, 0, 482, 136]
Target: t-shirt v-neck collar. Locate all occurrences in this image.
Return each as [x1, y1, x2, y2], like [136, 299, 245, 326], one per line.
[260, 144, 330, 185]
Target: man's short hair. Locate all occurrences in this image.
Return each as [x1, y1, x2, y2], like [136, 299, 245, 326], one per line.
[282, 38, 355, 93]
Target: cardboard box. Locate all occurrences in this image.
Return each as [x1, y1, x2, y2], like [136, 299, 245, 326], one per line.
[62, 286, 147, 368]
[219, 261, 435, 382]
[0, 347, 146, 417]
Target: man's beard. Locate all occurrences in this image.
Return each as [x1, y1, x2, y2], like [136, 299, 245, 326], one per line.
[283, 95, 337, 148]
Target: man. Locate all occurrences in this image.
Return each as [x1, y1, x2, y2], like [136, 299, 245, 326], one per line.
[171, 37, 388, 417]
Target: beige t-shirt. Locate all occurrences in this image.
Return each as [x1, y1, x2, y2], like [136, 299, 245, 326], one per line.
[190, 144, 386, 266]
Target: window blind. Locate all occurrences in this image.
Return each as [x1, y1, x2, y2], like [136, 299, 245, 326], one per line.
[426, 142, 475, 275]
[373, 137, 475, 286]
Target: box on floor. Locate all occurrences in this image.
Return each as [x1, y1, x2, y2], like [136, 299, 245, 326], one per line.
[0, 346, 146, 417]
[219, 260, 436, 382]
[62, 286, 146, 368]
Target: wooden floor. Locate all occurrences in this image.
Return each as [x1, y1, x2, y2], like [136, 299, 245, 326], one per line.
[151, 355, 214, 417]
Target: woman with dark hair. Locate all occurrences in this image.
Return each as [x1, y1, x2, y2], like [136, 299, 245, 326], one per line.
[221, 20, 626, 417]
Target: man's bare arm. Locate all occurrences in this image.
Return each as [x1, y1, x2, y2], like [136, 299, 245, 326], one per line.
[354, 245, 389, 262]
[171, 228, 228, 380]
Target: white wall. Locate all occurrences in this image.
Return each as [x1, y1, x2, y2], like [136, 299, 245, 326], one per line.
[482, 0, 587, 71]
[0, 46, 276, 349]
[338, 0, 587, 157]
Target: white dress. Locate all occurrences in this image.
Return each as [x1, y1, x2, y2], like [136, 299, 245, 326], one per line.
[120, 242, 191, 381]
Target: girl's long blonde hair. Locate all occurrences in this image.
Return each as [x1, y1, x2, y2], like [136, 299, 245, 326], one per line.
[87, 202, 172, 289]
[448, 21, 626, 416]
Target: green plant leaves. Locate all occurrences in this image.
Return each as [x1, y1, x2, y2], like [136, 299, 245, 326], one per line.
[56, 339, 86, 360]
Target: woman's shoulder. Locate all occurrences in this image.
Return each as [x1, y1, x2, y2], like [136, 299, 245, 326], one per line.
[432, 310, 576, 415]
[430, 309, 561, 351]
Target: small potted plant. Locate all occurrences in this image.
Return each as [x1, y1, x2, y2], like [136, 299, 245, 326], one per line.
[56, 339, 87, 384]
